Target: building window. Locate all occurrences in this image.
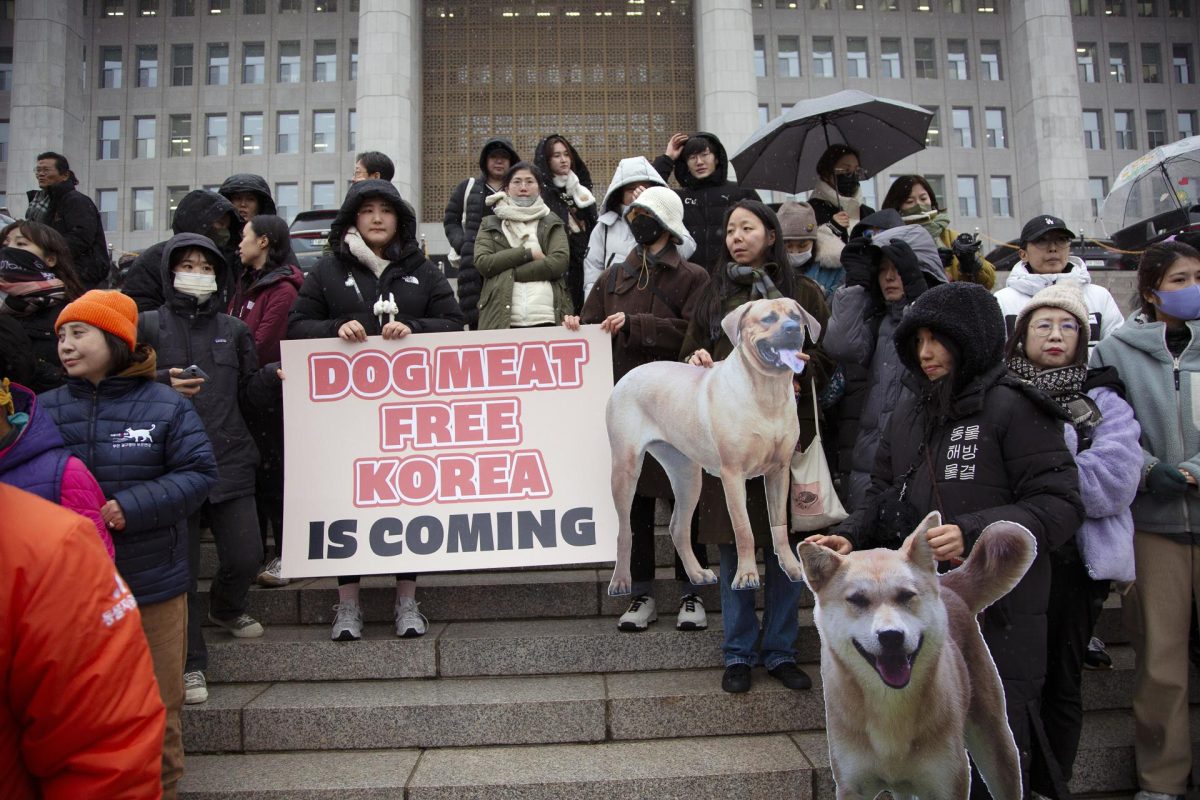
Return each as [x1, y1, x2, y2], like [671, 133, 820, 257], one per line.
[979, 40, 1001, 80]
[242, 42, 265, 84]
[348, 108, 357, 151]
[138, 0, 159, 14]
[914, 39, 937, 78]
[167, 186, 189, 227]
[924, 106, 941, 146]
[169, 114, 191, 156]
[990, 176, 1012, 217]
[881, 38, 902, 78]
[956, 176, 978, 217]
[205, 114, 228, 156]
[241, 112, 263, 155]
[312, 110, 335, 153]
[847, 37, 868, 78]
[1082, 109, 1104, 149]
[859, 177, 878, 209]
[1147, 109, 1167, 147]
[171, 43, 193, 86]
[944, 0, 964, 10]
[1142, 43, 1161, 82]
[923, 175, 946, 204]
[912, 0, 932, 9]
[243, 0, 265, 11]
[279, 0, 300, 10]
[100, 46, 122, 88]
[1088, 177, 1108, 218]
[1180, 110, 1198, 140]
[134, 116, 156, 159]
[276, 111, 299, 153]
[313, 40, 336, 82]
[311, 181, 336, 210]
[753, 35, 766, 77]
[1168, 0, 1190, 15]
[97, 118, 120, 160]
[1109, 42, 1129, 82]
[810, 0, 831, 7]
[173, 0, 194, 13]
[1072, 0, 1093, 12]
[951, 106, 973, 148]
[1138, 0, 1156, 14]
[207, 43, 229, 85]
[349, 39, 358, 81]
[0, 47, 12, 91]
[104, 0, 126, 15]
[878, 0, 899, 8]
[1173, 44, 1193, 83]
[278, 41, 300, 83]
[984, 108, 1006, 148]
[0, 119, 7, 162]
[315, 0, 336, 9]
[96, 189, 118, 232]
[133, 188, 155, 231]
[1114, 110, 1136, 148]
[135, 45, 158, 88]
[275, 183, 298, 224]
[947, 39, 969, 80]
[1104, 0, 1125, 13]
[976, 1, 996, 11]
[812, 36, 834, 77]
[1076, 42, 1097, 82]
[779, 36, 801, 77]
[758, 104, 770, 126]
[208, 0, 230, 12]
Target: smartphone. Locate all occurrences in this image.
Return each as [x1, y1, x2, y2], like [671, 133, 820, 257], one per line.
[180, 364, 209, 381]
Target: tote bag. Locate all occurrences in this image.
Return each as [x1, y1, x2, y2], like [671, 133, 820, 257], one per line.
[790, 388, 848, 532]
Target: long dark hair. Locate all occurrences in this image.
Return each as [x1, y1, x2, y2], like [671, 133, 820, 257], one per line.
[1137, 241, 1200, 318]
[1, 220, 85, 299]
[815, 144, 861, 184]
[881, 174, 941, 213]
[102, 331, 151, 376]
[693, 200, 795, 345]
[917, 331, 961, 423]
[247, 214, 291, 268]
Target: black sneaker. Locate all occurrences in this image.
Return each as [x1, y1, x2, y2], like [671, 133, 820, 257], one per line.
[1084, 636, 1112, 670]
[768, 662, 813, 690]
[722, 663, 752, 693]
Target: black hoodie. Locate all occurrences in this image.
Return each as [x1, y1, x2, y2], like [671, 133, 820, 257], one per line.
[533, 134, 598, 312]
[219, 173, 278, 217]
[121, 190, 244, 312]
[289, 180, 464, 340]
[652, 132, 759, 272]
[442, 137, 521, 328]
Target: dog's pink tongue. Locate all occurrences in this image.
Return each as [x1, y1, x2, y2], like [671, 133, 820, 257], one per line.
[876, 653, 912, 688]
[779, 350, 807, 374]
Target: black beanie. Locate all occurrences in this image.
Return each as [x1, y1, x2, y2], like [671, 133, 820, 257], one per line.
[894, 282, 1006, 387]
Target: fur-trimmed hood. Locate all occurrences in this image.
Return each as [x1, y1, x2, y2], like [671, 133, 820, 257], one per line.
[894, 281, 1006, 388]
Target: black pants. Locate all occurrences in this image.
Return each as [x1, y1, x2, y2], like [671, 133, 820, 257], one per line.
[248, 406, 284, 560]
[629, 494, 709, 592]
[337, 574, 417, 585]
[186, 494, 264, 672]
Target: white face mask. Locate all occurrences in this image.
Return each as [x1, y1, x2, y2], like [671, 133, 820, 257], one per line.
[788, 251, 813, 269]
[174, 272, 219, 302]
[510, 195, 538, 208]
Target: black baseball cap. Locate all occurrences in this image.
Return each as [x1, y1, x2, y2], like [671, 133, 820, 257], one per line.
[1020, 214, 1076, 246]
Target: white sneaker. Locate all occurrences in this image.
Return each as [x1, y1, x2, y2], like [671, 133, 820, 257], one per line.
[676, 593, 707, 630]
[257, 557, 290, 587]
[394, 597, 428, 638]
[331, 601, 363, 641]
[184, 670, 208, 704]
[208, 612, 265, 639]
[618, 595, 656, 631]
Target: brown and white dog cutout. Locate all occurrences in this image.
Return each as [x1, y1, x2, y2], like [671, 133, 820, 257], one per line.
[797, 512, 1034, 800]
[605, 297, 820, 596]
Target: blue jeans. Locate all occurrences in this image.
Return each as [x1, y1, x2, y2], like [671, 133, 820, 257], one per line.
[718, 542, 804, 670]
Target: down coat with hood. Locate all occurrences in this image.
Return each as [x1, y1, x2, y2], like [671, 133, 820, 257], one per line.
[534, 134, 598, 312]
[443, 137, 521, 328]
[823, 224, 948, 508]
[653, 132, 759, 272]
[290, 179, 464, 340]
[219, 173, 278, 217]
[994, 258, 1125, 348]
[582, 157, 697, 300]
[122, 190, 243, 312]
[137, 233, 280, 504]
[836, 282, 1084, 788]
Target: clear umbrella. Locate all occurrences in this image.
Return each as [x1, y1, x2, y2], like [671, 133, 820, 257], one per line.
[1102, 135, 1200, 237]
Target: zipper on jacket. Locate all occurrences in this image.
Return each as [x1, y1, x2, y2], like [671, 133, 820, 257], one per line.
[88, 386, 99, 466]
[1173, 353, 1192, 532]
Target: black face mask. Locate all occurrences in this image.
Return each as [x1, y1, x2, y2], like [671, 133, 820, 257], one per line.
[835, 174, 861, 197]
[629, 215, 665, 247]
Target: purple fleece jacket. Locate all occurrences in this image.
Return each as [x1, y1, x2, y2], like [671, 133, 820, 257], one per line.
[1063, 386, 1141, 582]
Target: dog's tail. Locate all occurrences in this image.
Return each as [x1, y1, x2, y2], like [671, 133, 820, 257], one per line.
[940, 521, 1036, 615]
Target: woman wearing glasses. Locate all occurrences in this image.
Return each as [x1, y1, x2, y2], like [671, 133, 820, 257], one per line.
[807, 144, 874, 245]
[1004, 281, 1141, 797]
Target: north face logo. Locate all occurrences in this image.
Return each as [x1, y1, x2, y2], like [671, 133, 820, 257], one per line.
[110, 423, 156, 447]
[1045, 217, 1056, 225]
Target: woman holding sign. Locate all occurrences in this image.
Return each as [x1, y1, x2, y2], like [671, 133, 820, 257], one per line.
[287, 179, 464, 642]
[473, 162, 573, 328]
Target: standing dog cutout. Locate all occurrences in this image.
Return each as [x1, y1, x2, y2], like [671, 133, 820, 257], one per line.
[606, 297, 820, 595]
[797, 512, 1034, 800]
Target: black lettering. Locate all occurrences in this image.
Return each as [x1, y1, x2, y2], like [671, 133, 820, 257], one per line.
[407, 516, 444, 555]
[518, 509, 557, 550]
[447, 514, 494, 553]
[308, 520, 325, 560]
[370, 517, 404, 557]
[327, 519, 358, 559]
[497, 511, 513, 550]
[560, 507, 596, 546]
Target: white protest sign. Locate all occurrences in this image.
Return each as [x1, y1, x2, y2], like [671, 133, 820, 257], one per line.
[280, 326, 617, 578]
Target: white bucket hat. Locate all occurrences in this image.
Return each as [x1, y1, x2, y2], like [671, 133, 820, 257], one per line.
[627, 186, 689, 245]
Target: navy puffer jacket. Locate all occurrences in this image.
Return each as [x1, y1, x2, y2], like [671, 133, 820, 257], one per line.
[40, 362, 218, 604]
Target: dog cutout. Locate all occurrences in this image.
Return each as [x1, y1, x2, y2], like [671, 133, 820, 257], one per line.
[123, 424, 156, 443]
[605, 297, 821, 595]
[797, 512, 1034, 800]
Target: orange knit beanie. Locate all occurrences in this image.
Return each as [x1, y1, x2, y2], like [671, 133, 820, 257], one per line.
[55, 290, 138, 352]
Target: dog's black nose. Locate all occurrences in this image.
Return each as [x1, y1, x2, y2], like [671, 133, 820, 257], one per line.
[781, 319, 801, 333]
[877, 630, 905, 650]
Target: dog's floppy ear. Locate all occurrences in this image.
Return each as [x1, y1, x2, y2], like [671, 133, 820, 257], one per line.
[720, 301, 756, 348]
[782, 298, 824, 345]
[798, 541, 844, 594]
[901, 511, 942, 573]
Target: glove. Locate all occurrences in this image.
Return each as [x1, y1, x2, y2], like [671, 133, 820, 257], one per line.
[951, 233, 982, 276]
[840, 239, 877, 289]
[1147, 462, 1189, 496]
[879, 240, 927, 301]
[937, 247, 955, 270]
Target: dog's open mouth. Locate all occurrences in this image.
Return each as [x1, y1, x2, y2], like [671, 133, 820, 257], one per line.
[755, 339, 807, 373]
[853, 636, 923, 689]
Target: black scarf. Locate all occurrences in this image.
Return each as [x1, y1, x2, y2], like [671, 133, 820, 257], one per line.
[725, 262, 783, 300]
[1007, 355, 1101, 447]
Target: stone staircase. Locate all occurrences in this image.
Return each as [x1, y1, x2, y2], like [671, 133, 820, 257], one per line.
[179, 523, 1196, 799]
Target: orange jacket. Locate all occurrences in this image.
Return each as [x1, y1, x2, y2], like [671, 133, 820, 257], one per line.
[0, 484, 165, 799]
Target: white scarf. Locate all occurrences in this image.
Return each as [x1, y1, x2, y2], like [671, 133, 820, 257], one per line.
[809, 179, 864, 230]
[487, 192, 551, 249]
[344, 226, 390, 279]
[552, 171, 596, 209]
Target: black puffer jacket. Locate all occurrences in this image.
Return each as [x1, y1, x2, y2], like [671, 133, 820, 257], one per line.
[290, 180, 464, 339]
[122, 190, 243, 312]
[443, 137, 520, 328]
[219, 173, 278, 216]
[534, 134, 598, 312]
[25, 179, 111, 289]
[652, 132, 759, 272]
[137, 233, 279, 504]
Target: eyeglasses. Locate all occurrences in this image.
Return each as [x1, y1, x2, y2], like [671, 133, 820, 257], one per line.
[833, 167, 869, 180]
[1030, 320, 1080, 337]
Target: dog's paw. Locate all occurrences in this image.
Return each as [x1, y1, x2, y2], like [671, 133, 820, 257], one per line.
[776, 551, 806, 583]
[608, 575, 632, 597]
[730, 569, 761, 591]
[686, 568, 718, 587]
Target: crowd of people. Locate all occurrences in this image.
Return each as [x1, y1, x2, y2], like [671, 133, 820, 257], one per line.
[2, 134, 1199, 800]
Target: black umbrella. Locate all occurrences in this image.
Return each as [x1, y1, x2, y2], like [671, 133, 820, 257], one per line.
[730, 90, 933, 194]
